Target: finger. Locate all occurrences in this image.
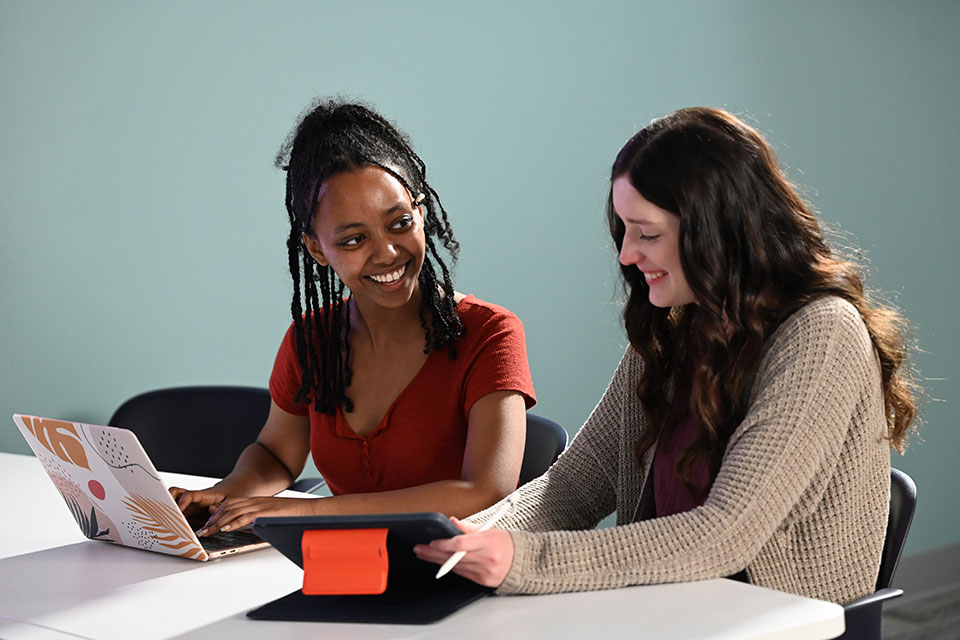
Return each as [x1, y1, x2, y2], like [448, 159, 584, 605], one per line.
[218, 508, 258, 532]
[197, 499, 236, 535]
[412, 544, 453, 565]
[426, 537, 466, 553]
[428, 533, 481, 553]
[449, 516, 480, 534]
[177, 489, 221, 512]
[210, 500, 261, 532]
[197, 512, 229, 537]
[176, 490, 200, 511]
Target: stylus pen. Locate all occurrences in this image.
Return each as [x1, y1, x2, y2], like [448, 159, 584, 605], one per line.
[435, 495, 516, 579]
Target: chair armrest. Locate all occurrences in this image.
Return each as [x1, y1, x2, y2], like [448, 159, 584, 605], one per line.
[844, 587, 903, 613]
[840, 588, 902, 640]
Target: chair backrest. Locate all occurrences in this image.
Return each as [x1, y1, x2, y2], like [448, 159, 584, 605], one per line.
[877, 467, 917, 590]
[518, 414, 568, 485]
[109, 386, 271, 479]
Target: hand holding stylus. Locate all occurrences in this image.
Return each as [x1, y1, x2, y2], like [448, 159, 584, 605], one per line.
[412, 496, 516, 586]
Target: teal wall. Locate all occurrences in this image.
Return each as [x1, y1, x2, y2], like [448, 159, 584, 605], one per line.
[2, 1, 957, 556]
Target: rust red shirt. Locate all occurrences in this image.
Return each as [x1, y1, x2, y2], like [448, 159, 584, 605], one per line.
[269, 295, 536, 496]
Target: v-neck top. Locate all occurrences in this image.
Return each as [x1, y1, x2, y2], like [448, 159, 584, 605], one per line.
[653, 370, 721, 518]
[269, 295, 536, 496]
[653, 404, 717, 517]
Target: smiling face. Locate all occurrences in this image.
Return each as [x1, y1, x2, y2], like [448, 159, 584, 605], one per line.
[302, 165, 426, 312]
[611, 176, 696, 308]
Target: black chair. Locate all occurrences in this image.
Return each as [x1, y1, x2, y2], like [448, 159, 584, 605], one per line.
[109, 386, 324, 492]
[518, 413, 568, 485]
[838, 467, 917, 640]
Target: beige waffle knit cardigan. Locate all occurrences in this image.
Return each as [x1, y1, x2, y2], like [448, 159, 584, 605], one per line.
[475, 297, 890, 604]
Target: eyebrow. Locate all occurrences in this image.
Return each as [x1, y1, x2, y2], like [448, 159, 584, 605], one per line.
[333, 202, 411, 235]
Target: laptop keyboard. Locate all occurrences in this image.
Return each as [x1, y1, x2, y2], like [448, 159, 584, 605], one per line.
[199, 529, 263, 551]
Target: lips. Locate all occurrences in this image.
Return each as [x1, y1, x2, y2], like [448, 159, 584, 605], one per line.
[367, 262, 407, 286]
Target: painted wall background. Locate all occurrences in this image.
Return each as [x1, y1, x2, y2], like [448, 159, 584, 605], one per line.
[1, 1, 957, 557]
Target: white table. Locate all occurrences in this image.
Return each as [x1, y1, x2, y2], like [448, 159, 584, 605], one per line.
[0, 452, 845, 639]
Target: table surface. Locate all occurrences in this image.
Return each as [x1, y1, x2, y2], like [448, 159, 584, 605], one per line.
[0, 451, 845, 640]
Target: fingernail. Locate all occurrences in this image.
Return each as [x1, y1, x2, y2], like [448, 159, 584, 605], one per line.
[221, 524, 231, 531]
[196, 528, 207, 537]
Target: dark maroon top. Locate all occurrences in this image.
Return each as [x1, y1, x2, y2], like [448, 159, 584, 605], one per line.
[653, 388, 720, 517]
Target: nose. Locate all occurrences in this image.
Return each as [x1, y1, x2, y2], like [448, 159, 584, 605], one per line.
[371, 236, 400, 264]
[619, 240, 643, 267]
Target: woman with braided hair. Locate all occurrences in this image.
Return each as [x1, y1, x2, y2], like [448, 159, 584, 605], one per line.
[173, 99, 535, 534]
[415, 107, 918, 605]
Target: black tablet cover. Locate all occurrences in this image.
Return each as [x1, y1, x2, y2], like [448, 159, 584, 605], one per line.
[247, 513, 493, 624]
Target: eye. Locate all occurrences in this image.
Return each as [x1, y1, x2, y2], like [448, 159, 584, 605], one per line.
[338, 234, 365, 247]
[639, 234, 661, 241]
[391, 215, 414, 232]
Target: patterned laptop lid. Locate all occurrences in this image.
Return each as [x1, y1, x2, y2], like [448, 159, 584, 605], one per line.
[13, 413, 213, 561]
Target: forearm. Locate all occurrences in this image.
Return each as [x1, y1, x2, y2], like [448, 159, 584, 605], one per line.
[311, 479, 509, 518]
[216, 442, 299, 497]
[469, 354, 629, 532]
[469, 438, 616, 533]
[499, 504, 749, 595]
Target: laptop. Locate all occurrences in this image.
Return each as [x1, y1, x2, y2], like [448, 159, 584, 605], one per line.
[12, 413, 270, 561]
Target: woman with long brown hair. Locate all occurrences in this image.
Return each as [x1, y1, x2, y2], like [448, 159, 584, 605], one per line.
[415, 107, 918, 604]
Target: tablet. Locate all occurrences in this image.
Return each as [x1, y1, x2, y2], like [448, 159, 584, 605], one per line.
[247, 513, 493, 624]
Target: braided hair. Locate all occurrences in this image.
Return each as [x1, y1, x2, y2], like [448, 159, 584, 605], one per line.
[275, 98, 463, 415]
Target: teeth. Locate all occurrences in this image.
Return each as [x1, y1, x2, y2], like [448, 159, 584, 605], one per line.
[644, 271, 666, 281]
[369, 264, 406, 284]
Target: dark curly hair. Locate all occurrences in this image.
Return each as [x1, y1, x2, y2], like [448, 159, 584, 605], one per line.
[276, 98, 463, 415]
[606, 107, 918, 494]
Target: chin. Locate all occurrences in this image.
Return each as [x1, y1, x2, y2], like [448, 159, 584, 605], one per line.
[647, 294, 670, 308]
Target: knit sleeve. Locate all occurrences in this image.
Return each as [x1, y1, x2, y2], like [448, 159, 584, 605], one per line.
[497, 298, 881, 595]
[468, 348, 635, 534]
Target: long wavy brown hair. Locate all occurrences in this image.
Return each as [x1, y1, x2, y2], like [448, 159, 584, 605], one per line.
[606, 107, 917, 492]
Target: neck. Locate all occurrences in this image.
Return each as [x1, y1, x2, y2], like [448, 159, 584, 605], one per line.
[350, 288, 425, 352]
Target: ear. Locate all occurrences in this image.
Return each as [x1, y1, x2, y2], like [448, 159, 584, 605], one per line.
[302, 232, 329, 267]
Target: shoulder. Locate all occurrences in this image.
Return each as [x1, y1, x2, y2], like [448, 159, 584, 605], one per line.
[616, 344, 644, 383]
[449, 295, 530, 364]
[760, 296, 877, 378]
[770, 296, 871, 350]
[455, 294, 524, 331]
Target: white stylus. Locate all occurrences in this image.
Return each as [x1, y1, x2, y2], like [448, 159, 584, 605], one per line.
[435, 495, 516, 579]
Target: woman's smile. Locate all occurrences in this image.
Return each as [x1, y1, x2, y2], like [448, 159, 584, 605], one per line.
[367, 262, 408, 286]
